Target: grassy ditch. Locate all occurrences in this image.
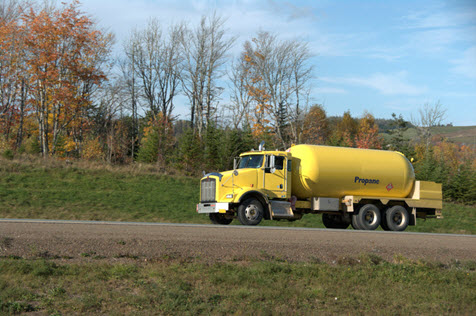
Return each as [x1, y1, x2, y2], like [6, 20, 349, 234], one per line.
[0, 158, 205, 224]
[0, 255, 475, 315]
[0, 157, 474, 234]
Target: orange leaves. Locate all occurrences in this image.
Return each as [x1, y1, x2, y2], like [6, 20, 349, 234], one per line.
[432, 139, 476, 171]
[355, 112, 382, 149]
[18, 1, 111, 156]
[302, 105, 329, 145]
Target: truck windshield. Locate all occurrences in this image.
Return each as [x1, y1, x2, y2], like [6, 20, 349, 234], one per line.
[238, 155, 264, 169]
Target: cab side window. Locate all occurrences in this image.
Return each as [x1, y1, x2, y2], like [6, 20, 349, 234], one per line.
[265, 156, 284, 172]
[275, 156, 284, 170]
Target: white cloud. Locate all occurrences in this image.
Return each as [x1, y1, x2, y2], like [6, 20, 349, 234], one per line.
[397, 3, 476, 56]
[450, 46, 476, 79]
[401, 7, 476, 30]
[80, 0, 351, 58]
[319, 72, 428, 96]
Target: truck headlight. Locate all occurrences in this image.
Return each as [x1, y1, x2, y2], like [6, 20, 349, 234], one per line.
[226, 194, 233, 199]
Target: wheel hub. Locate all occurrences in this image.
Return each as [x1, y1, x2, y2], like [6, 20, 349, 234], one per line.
[364, 211, 377, 225]
[245, 205, 259, 220]
[392, 212, 403, 225]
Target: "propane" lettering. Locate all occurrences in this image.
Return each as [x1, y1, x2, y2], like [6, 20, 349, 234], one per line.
[354, 176, 380, 185]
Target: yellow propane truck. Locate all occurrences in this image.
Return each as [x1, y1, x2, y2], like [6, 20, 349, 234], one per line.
[197, 142, 442, 231]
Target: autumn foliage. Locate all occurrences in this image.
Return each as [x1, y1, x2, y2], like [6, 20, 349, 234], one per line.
[302, 105, 328, 144]
[355, 112, 382, 149]
[0, 3, 474, 203]
[0, 1, 112, 157]
[242, 49, 272, 138]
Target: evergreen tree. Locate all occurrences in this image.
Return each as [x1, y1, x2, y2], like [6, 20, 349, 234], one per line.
[177, 129, 203, 174]
[136, 114, 174, 165]
[387, 113, 414, 157]
[445, 161, 476, 203]
[204, 123, 222, 171]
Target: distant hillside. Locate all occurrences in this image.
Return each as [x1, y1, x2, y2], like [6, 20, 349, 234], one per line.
[381, 125, 476, 146]
[430, 126, 476, 145]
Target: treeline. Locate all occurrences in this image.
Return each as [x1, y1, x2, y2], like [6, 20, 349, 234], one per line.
[0, 1, 474, 203]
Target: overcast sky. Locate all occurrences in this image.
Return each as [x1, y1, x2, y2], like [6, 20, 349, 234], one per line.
[80, 0, 476, 126]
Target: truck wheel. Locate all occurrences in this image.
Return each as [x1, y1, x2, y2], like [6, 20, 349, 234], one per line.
[385, 205, 409, 231]
[209, 213, 233, 225]
[355, 204, 381, 230]
[351, 205, 362, 230]
[351, 215, 362, 230]
[322, 214, 350, 229]
[237, 198, 264, 226]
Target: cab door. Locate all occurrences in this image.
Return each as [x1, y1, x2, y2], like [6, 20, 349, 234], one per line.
[264, 155, 287, 199]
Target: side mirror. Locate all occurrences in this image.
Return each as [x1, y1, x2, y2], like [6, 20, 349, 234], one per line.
[233, 157, 238, 170]
[269, 155, 276, 174]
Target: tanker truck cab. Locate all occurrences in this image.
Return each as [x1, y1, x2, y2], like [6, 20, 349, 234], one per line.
[197, 142, 443, 231]
[197, 143, 296, 225]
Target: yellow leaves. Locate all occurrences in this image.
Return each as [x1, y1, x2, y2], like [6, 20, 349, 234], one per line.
[63, 139, 77, 153]
[0, 134, 10, 152]
[82, 137, 103, 160]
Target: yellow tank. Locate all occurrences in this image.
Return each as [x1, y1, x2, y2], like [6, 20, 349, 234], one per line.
[289, 145, 415, 199]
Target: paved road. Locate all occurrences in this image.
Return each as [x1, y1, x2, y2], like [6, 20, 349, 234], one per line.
[1, 219, 475, 263]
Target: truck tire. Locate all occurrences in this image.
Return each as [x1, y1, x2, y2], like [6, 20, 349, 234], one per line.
[237, 198, 264, 226]
[354, 204, 381, 230]
[209, 213, 233, 225]
[322, 214, 350, 229]
[384, 205, 409, 231]
[351, 205, 363, 230]
[351, 215, 362, 230]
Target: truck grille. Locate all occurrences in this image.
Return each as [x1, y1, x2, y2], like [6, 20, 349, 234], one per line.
[200, 178, 216, 202]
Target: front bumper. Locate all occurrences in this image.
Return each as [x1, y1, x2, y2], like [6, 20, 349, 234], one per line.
[196, 202, 229, 214]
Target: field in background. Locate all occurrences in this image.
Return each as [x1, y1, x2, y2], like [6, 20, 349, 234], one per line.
[380, 125, 476, 145]
[0, 157, 474, 234]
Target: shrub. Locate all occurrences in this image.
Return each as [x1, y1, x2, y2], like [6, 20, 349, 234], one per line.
[1, 149, 14, 160]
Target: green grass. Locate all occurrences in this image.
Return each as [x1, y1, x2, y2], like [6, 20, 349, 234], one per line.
[0, 256, 474, 315]
[0, 157, 474, 234]
[0, 158, 206, 224]
[406, 203, 476, 234]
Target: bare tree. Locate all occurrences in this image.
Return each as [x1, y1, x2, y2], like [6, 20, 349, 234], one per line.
[125, 19, 183, 120]
[411, 101, 447, 149]
[121, 35, 140, 157]
[181, 13, 235, 137]
[0, 0, 24, 23]
[93, 78, 127, 163]
[226, 56, 253, 129]
[241, 31, 312, 148]
[289, 45, 312, 143]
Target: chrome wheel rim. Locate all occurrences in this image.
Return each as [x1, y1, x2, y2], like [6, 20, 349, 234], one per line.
[363, 210, 377, 225]
[392, 211, 403, 226]
[245, 204, 260, 221]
